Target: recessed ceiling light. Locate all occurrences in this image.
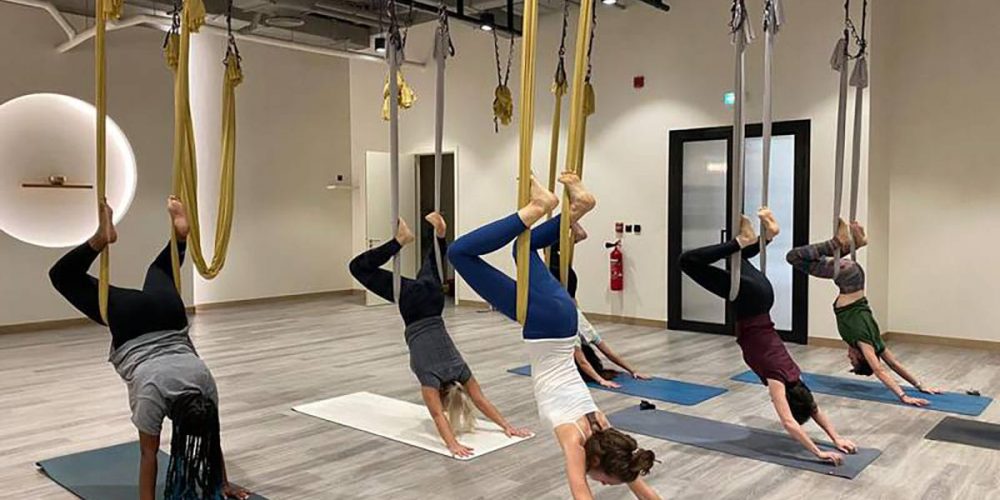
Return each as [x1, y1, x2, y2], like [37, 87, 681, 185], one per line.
[264, 15, 306, 29]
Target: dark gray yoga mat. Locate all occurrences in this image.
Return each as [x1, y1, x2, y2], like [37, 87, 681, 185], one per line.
[925, 416, 1000, 450]
[608, 406, 882, 479]
[37, 442, 265, 500]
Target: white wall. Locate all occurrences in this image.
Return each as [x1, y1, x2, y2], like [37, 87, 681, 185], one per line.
[871, 0, 1000, 342]
[351, 0, 870, 340]
[0, 4, 354, 326]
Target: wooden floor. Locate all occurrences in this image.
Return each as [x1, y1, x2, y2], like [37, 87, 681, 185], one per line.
[2, 294, 999, 500]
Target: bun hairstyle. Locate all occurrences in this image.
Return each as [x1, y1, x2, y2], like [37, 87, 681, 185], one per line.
[584, 428, 656, 483]
[165, 392, 224, 500]
[442, 381, 476, 435]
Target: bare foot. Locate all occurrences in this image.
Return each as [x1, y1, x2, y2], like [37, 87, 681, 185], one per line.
[88, 199, 118, 251]
[395, 217, 415, 246]
[167, 196, 190, 241]
[850, 221, 868, 249]
[736, 214, 758, 248]
[531, 175, 560, 214]
[425, 212, 447, 239]
[558, 171, 596, 222]
[571, 222, 588, 243]
[835, 218, 850, 250]
[758, 207, 780, 241]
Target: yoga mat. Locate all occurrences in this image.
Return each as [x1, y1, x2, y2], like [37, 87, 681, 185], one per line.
[293, 391, 532, 460]
[608, 406, 881, 479]
[508, 365, 726, 406]
[925, 416, 1000, 451]
[731, 370, 992, 416]
[36, 442, 265, 500]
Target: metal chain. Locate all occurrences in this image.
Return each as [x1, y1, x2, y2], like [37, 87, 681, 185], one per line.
[437, 1, 455, 57]
[225, 0, 241, 62]
[585, 4, 597, 83]
[843, 0, 869, 58]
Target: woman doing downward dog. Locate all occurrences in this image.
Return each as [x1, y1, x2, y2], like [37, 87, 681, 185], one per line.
[786, 220, 940, 406]
[48, 198, 249, 500]
[449, 174, 660, 500]
[349, 213, 530, 457]
[679, 209, 857, 465]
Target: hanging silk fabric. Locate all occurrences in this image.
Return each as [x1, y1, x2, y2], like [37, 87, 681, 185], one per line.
[514, 0, 540, 324]
[94, 0, 124, 322]
[728, 0, 754, 301]
[166, 0, 243, 291]
[758, 0, 783, 273]
[492, 30, 515, 132]
[386, 1, 404, 302]
[847, 1, 869, 261]
[432, 3, 454, 283]
[829, 8, 850, 279]
[544, 0, 570, 268]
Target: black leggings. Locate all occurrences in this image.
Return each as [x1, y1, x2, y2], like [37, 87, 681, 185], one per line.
[49, 242, 189, 349]
[547, 241, 578, 299]
[678, 240, 774, 320]
[349, 238, 448, 326]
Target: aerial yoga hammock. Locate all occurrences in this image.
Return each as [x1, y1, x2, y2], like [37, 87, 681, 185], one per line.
[758, 0, 783, 273]
[726, 0, 753, 301]
[431, 1, 454, 283]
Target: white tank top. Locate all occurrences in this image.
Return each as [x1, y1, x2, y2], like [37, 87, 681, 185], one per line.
[525, 337, 599, 430]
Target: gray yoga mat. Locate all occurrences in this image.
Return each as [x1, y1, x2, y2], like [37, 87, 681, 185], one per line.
[608, 406, 881, 479]
[37, 442, 265, 500]
[925, 416, 1000, 450]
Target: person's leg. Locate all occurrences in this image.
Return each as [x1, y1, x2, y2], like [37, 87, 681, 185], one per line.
[732, 258, 774, 319]
[523, 246, 578, 338]
[678, 240, 741, 300]
[785, 240, 840, 279]
[349, 239, 404, 303]
[142, 241, 186, 295]
[49, 243, 108, 326]
[448, 214, 524, 321]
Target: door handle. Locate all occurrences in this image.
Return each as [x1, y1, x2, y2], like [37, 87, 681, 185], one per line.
[719, 228, 728, 244]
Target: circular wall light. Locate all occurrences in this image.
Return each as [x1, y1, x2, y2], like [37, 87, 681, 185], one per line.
[0, 93, 137, 248]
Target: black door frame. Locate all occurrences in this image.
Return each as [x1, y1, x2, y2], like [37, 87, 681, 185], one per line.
[667, 119, 811, 344]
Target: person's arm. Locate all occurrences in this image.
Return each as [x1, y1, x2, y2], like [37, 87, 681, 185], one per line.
[555, 426, 594, 500]
[138, 432, 160, 500]
[766, 380, 843, 465]
[420, 386, 473, 457]
[858, 343, 929, 406]
[627, 478, 662, 500]
[880, 348, 940, 394]
[811, 407, 857, 454]
[464, 377, 531, 438]
[574, 347, 620, 388]
[219, 447, 251, 500]
[595, 342, 649, 380]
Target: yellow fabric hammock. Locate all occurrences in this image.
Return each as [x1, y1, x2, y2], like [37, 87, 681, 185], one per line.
[543, 70, 568, 268]
[493, 84, 514, 127]
[166, 0, 242, 289]
[513, 0, 540, 324]
[382, 70, 416, 121]
[95, 0, 123, 322]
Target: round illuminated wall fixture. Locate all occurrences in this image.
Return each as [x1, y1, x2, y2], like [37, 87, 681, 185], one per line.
[0, 93, 137, 248]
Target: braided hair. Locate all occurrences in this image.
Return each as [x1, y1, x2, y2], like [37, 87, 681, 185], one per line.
[164, 392, 224, 500]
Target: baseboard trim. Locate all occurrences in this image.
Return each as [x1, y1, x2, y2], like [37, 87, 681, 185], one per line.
[455, 299, 667, 329]
[0, 306, 197, 335]
[194, 289, 360, 312]
[883, 331, 1000, 352]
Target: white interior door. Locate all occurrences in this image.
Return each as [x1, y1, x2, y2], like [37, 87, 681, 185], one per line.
[365, 151, 417, 306]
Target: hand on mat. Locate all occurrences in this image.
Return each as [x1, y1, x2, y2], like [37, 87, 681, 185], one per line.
[448, 442, 475, 458]
[631, 372, 652, 381]
[505, 425, 532, 438]
[816, 450, 844, 466]
[834, 438, 858, 455]
[599, 379, 622, 389]
[901, 394, 930, 407]
[223, 483, 251, 500]
[918, 385, 942, 395]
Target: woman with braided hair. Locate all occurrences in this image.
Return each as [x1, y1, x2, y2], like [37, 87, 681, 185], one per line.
[49, 197, 249, 500]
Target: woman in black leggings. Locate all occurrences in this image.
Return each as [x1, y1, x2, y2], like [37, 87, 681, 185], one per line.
[48, 198, 249, 500]
[679, 208, 856, 465]
[349, 212, 530, 458]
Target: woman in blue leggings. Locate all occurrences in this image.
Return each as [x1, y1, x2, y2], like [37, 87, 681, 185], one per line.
[448, 174, 660, 500]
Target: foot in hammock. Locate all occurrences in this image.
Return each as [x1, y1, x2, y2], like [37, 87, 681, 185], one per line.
[835, 218, 851, 251]
[559, 172, 596, 222]
[167, 196, 190, 242]
[850, 221, 868, 249]
[736, 214, 758, 249]
[395, 217, 416, 246]
[521, 176, 560, 223]
[571, 222, 589, 244]
[88, 199, 118, 251]
[425, 212, 447, 239]
[758, 207, 780, 241]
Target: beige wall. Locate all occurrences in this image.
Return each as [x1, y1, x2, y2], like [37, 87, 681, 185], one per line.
[350, 0, 870, 340]
[871, 0, 1000, 342]
[0, 4, 354, 326]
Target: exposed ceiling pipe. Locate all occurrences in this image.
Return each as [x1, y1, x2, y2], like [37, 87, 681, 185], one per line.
[313, 1, 384, 25]
[3, 0, 77, 40]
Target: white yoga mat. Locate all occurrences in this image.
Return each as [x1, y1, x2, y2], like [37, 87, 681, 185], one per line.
[293, 392, 533, 460]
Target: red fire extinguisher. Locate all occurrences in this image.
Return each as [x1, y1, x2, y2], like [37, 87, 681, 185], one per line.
[606, 240, 623, 291]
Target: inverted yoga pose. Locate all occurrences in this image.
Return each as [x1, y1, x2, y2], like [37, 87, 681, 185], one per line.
[786, 220, 940, 406]
[449, 174, 660, 500]
[48, 198, 250, 500]
[679, 209, 857, 465]
[349, 212, 530, 458]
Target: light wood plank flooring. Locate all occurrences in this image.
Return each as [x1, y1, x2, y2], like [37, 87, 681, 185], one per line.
[2, 295, 998, 499]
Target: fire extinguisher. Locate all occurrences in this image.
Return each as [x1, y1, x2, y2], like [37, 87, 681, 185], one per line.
[606, 240, 623, 291]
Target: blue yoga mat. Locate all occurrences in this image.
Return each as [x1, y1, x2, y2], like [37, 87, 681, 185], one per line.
[37, 442, 266, 500]
[508, 365, 727, 406]
[731, 370, 992, 416]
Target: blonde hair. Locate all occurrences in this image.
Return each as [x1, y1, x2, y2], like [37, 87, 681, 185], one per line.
[442, 382, 476, 435]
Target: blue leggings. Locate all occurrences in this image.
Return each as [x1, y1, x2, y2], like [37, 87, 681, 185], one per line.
[448, 214, 578, 340]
